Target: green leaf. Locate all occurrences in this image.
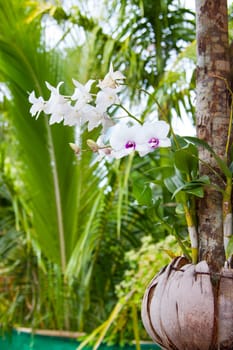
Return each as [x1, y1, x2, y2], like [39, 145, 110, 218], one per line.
[164, 174, 186, 203]
[174, 143, 198, 176]
[172, 175, 210, 199]
[229, 161, 233, 174]
[175, 203, 185, 215]
[132, 178, 153, 206]
[226, 236, 233, 258]
[149, 165, 174, 178]
[184, 136, 231, 178]
[172, 183, 202, 198]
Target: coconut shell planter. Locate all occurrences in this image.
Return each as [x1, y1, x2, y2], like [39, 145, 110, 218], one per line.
[141, 256, 233, 350]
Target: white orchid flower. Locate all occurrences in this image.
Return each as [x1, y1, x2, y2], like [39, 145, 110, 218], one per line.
[96, 87, 120, 113]
[109, 123, 141, 159]
[98, 62, 126, 89]
[81, 104, 105, 131]
[28, 91, 47, 118]
[71, 79, 95, 109]
[49, 103, 73, 125]
[101, 114, 115, 133]
[28, 71, 171, 162]
[43, 82, 72, 124]
[136, 120, 171, 156]
[109, 120, 171, 159]
[63, 105, 82, 126]
[44, 82, 66, 111]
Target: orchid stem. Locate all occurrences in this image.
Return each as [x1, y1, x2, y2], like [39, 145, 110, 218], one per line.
[211, 75, 233, 158]
[115, 104, 142, 124]
[223, 177, 232, 257]
[183, 203, 198, 264]
[212, 75, 233, 260]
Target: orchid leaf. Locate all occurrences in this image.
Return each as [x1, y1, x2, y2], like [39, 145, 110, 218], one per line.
[164, 174, 186, 203]
[184, 136, 231, 178]
[172, 175, 210, 199]
[229, 161, 233, 174]
[173, 184, 204, 198]
[174, 143, 198, 177]
[175, 203, 185, 215]
[226, 236, 233, 258]
[149, 165, 174, 178]
[164, 171, 184, 193]
[132, 178, 153, 206]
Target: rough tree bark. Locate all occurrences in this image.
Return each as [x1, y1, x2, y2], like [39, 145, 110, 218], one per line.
[195, 0, 231, 271]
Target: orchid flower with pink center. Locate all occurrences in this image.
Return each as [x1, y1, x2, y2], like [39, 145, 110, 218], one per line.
[109, 123, 141, 158]
[98, 62, 126, 89]
[109, 120, 171, 159]
[136, 120, 171, 156]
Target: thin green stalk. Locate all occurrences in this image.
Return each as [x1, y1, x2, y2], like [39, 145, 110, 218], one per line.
[198, 157, 226, 186]
[93, 291, 135, 350]
[115, 104, 142, 124]
[132, 303, 141, 350]
[16, 44, 67, 272]
[211, 75, 233, 158]
[223, 177, 232, 257]
[222, 78, 233, 258]
[117, 153, 134, 238]
[183, 203, 198, 264]
[225, 97, 233, 158]
[157, 218, 191, 260]
[77, 291, 135, 350]
[172, 229, 191, 260]
[45, 121, 66, 272]
[212, 75, 233, 258]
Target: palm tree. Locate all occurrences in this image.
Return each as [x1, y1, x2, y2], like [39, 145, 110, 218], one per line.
[0, 0, 106, 330]
[30, 0, 196, 121]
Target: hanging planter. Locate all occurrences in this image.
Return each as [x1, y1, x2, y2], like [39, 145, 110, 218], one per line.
[141, 256, 233, 350]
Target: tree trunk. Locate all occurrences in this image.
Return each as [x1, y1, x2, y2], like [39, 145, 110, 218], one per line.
[141, 2, 233, 349]
[195, 0, 231, 271]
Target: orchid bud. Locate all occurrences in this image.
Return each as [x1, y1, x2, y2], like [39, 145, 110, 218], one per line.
[69, 143, 81, 155]
[87, 139, 99, 152]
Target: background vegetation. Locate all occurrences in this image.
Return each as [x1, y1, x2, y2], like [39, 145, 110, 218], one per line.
[0, 0, 211, 347]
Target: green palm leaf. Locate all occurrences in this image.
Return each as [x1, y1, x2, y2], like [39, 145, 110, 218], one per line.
[0, 0, 79, 270]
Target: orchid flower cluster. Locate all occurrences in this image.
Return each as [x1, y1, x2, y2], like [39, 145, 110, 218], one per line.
[28, 63, 171, 159]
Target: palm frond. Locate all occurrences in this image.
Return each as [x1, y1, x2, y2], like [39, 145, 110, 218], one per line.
[0, 0, 79, 269]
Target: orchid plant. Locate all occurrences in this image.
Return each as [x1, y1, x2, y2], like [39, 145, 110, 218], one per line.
[29, 63, 171, 159]
[29, 62, 232, 265]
